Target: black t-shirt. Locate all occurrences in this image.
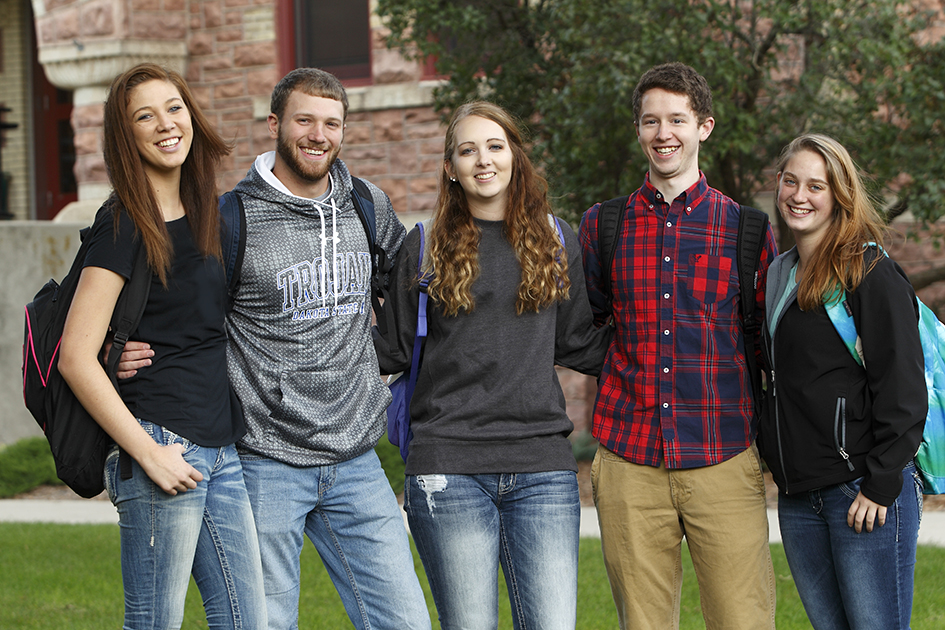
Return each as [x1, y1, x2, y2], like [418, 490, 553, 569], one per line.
[83, 207, 245, 447]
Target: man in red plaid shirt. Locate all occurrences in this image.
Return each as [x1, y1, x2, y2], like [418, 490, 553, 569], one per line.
[579, 63, 778, 629]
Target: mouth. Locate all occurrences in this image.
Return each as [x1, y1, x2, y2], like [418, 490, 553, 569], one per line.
[156, 137, 180, 149]
[654, 146, 679, 156]
[475, 172, 496, 181]
[788, 206, 812, 216]
[301, 147, 327, 158]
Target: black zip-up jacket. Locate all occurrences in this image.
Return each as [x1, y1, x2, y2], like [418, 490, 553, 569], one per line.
[758, 246, 926, 505]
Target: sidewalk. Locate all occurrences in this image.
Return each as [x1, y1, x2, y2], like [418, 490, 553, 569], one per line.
[2, 499, 945, 547]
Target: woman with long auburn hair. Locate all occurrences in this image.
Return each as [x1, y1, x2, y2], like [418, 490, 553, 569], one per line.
[58, 63, 265, 628]
[759, 133, 925, 629]
[375, 101, 611, 629]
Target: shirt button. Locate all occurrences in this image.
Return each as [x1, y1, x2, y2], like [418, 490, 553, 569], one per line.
[663, 293, 670, 299]
[663, 330, 670, 335]
[664, 256, 671, 262]
[663, 367, 670, 373]
[686, 206, 692, 212]
[662, 402, 669, 408]
[666, 221, 673, 227]
[649, 204, 654, 209]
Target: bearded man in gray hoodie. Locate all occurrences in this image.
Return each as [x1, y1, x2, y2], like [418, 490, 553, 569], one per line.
[119, 68, 429, 630]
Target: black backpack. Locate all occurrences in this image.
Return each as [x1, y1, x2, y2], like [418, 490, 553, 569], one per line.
[22, 208, 151, 498]
[595, 196, 770, 416]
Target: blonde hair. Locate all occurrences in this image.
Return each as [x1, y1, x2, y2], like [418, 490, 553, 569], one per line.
[776, 133, 887, 310]
[428, 101, 570, 316]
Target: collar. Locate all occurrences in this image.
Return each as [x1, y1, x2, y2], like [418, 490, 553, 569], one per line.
[639, 172, 710, 215]
[253, 151, 335, 203]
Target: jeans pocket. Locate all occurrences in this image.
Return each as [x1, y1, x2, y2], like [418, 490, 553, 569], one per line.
[838, 476, 864, 501]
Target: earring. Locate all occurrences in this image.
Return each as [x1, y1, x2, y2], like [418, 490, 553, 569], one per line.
[449, 177, 457, 182]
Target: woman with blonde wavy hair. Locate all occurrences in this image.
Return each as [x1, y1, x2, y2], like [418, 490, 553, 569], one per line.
[758, 133, 925, 629]
[375, 101, 611, 629]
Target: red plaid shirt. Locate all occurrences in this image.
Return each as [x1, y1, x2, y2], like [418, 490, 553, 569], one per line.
[578, 174, 776, 468]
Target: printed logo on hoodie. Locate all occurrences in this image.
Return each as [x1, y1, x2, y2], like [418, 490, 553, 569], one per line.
[278, 250, 372, 320]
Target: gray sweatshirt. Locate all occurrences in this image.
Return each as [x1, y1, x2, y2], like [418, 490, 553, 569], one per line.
[227, 153, 405, 466]
[374, 218, 612, 475]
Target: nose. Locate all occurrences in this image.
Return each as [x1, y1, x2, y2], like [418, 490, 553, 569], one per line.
[308, 123, 327, 143]
[654, 122, 671, 141]
[155, 111, 175, 132]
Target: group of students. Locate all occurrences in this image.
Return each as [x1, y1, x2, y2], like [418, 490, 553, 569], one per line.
[59, 58, 924, 630]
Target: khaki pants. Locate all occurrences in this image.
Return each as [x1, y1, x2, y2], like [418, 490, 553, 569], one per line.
[592, 444, 776, 630]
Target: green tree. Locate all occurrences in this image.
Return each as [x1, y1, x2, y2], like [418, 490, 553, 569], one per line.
[378, 0, 945, 247]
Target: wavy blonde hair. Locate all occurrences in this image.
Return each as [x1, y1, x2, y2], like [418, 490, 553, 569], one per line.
[776, 133, 887, 310]
[427, 101, 570, 316]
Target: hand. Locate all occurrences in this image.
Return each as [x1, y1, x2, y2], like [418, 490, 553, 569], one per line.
[116, 341, 154, 379]
[139, 442, 204, 496]
[847, 491, 887, 533]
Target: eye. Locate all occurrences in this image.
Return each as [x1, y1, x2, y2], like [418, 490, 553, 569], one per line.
[489, 143, 504, 151]
[169, 105, 183, 114]
[459, 147, 475, 156]
[672, 118, 685, 124]
[136, 112, 152, 122]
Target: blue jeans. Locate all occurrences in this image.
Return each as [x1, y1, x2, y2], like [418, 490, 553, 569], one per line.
[104, 422, 266, 630]
[778, 463, 923, 630]
[404, 471, 580, 630]
[239, 449, 430, 630]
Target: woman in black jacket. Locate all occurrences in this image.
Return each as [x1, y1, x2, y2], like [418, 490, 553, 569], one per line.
[759, 133, 925, 630]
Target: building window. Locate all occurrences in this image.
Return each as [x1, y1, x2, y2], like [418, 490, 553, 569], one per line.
[294, 0, 371, 83]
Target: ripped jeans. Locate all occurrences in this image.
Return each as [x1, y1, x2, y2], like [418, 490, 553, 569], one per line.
[404, 471, 580, 630]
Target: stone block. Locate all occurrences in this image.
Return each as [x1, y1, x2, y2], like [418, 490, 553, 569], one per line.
[132, 12, 186, 38]
[72, 129, 100, 156]
[388, 145, 418, 175]
[215, 80, 245, 100]
[130, 0, 160, 10]
[405, 107, 439, 125]
[406, 120, 444, 140]
[165, 0, 186, 11]
[71, 104, 103, 130]
[409, 192, 437, 213]
[373, 178, 407, 214]
[343, 146, 387, 161]
[205, 1, 223, 28]
[346, 160, 389, 179]
[234, 42, 276, 68]
[373, 110, 404, 143]
[202, 56, 234, 71]
[346, 112, 370, 123]
[189, 32, 214, 56]
[191, 85, 212, 110]
[74, 154, 108, 184]
[408, 176, 438, 195]
[420, 157, 444, 174]
[225, 9, 243, 25]
[246, 68, 278, 97]
[420, 139, 444, 155]
[216, 28, 243, 42]
[372, 48, 421, 85]
[343, 124, 371, 145]
[54, 9, 80, 41]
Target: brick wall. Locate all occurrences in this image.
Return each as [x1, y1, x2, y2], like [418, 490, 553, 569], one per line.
[0, 0, 31, 219]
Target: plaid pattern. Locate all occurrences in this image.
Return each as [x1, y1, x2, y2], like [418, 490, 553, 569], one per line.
[578, 174, 776, 469]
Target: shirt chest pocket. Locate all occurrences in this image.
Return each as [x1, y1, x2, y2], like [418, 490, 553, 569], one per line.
[685, 254, 736, 305]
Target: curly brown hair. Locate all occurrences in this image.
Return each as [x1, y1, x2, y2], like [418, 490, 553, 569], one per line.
[428, 101, 570, 316]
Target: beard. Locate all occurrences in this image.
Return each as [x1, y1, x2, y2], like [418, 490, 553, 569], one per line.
[276, 130, 341, 184]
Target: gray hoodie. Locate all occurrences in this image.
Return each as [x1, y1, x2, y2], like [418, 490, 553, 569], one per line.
[226, 153, 406, 466]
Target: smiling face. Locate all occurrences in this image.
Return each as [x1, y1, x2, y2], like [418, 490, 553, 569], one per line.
[127, 80, 193, 181]
[446, 115, 513, 219]
[777, 149, 837, 248]
[269, 91, 345, 198]
[636, 88, 714, 197]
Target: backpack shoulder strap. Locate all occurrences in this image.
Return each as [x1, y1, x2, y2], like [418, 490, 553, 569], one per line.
[597, 196, 630, 309]
[351, 177, 378, 271]
[736, 204, 770, 417]
[219, 191, 246, 295]
[104, 240, 152, 382]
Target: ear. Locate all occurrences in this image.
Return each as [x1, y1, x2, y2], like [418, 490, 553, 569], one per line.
[699, 116, 715, 142]
[443, 160, 455, 181]
[267, 113, 279, 140]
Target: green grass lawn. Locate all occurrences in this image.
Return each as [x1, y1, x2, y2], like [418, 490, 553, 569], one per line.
[3, 522, 945, 629]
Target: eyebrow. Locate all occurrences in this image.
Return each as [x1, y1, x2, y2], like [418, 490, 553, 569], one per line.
[783, 171, 829, 185]
[457, 137, 506, 146]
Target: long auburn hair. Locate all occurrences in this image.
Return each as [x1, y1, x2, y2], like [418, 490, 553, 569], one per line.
[776, 134, 887, 310]
[102, 63, 230, 285]
[428, 101, 570, 316]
